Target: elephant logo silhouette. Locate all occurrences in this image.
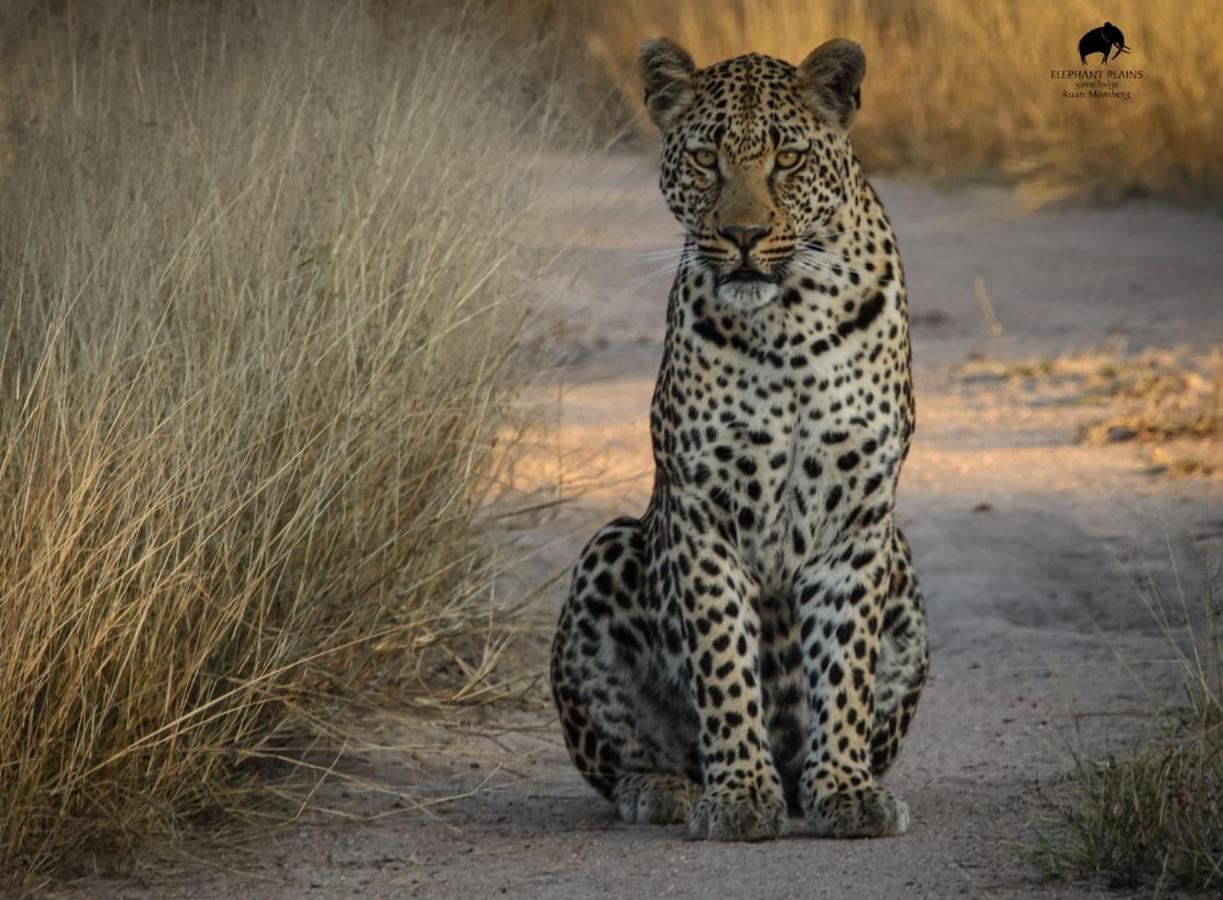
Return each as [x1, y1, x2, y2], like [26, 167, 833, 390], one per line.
[1078, 21, 1132, 65]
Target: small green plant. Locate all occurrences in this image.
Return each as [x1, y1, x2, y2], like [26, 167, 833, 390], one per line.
[1033, 561, 1223, 894]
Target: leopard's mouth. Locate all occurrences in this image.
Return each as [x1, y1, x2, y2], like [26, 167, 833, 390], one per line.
[716, 264, 781, 286]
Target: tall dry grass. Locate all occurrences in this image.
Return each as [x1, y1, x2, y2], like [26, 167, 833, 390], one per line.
[580, 0, 1223, 204]
[0, 0, 557, 873]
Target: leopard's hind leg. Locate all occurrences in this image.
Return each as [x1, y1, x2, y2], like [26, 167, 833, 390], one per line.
[550, 517, 701, 824]
[869, 529, 929, 776]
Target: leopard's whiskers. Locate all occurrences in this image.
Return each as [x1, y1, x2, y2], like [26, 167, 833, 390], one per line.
[627, 247, 702, 291]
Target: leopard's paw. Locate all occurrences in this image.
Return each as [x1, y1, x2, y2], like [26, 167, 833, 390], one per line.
[687, 782, 786, 842]
[806, 784, 909, 838]
[614, 773, 701, 825]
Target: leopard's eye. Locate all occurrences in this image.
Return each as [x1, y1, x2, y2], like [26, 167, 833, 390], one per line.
[691, 148, 718, 169]
[775, 149, 804, 170]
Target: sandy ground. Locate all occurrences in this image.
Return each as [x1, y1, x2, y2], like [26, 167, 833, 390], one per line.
[48, 157, 1222, 899]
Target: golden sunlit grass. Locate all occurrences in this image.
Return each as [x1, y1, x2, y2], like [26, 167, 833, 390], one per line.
[958, 345, 1222, 476]
[1034, 562, 1223, 894]
[578, 0, 1223, 204]
[0, 0, 559, 874]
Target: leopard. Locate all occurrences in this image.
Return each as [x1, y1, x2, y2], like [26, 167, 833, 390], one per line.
[550, 36, 928, 842]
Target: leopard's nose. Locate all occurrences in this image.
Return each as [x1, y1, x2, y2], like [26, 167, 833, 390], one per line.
[719, 224, 771, 250]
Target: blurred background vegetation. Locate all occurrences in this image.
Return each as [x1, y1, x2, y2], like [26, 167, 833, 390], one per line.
[559, 0, 1223, 206]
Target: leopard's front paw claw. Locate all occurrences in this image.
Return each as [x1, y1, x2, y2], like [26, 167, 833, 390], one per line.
[687, 784, 786, 842]
[806, 785, 909, 838]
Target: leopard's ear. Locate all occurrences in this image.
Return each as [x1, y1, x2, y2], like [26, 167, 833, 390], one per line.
[640, 38, 697, 131]
[797, 39, 866, 129]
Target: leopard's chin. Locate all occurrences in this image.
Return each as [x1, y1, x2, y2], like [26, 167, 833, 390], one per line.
[715, 278, 780, 311]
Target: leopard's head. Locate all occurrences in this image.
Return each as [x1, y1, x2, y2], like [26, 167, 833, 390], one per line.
[640, 39, 866, 309]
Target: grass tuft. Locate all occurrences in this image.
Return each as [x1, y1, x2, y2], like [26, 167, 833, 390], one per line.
[0, 0, 559, 875]
[1033, 561, 1223, 894]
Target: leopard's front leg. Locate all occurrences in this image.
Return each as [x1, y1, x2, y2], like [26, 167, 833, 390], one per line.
[796, 528, 910, 838]
[661, 494, 787, 842]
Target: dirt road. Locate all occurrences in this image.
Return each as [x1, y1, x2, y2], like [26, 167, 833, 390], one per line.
[56, 158, 1222, 898]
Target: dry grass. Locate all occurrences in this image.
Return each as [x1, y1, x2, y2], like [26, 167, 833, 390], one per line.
[0, 0, 560, 875]
[958, 345, 1223, 476]
[576, 0, 1223, 205]
[1034, 561, 1223, 894]
[958, 345, 1222, 439]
